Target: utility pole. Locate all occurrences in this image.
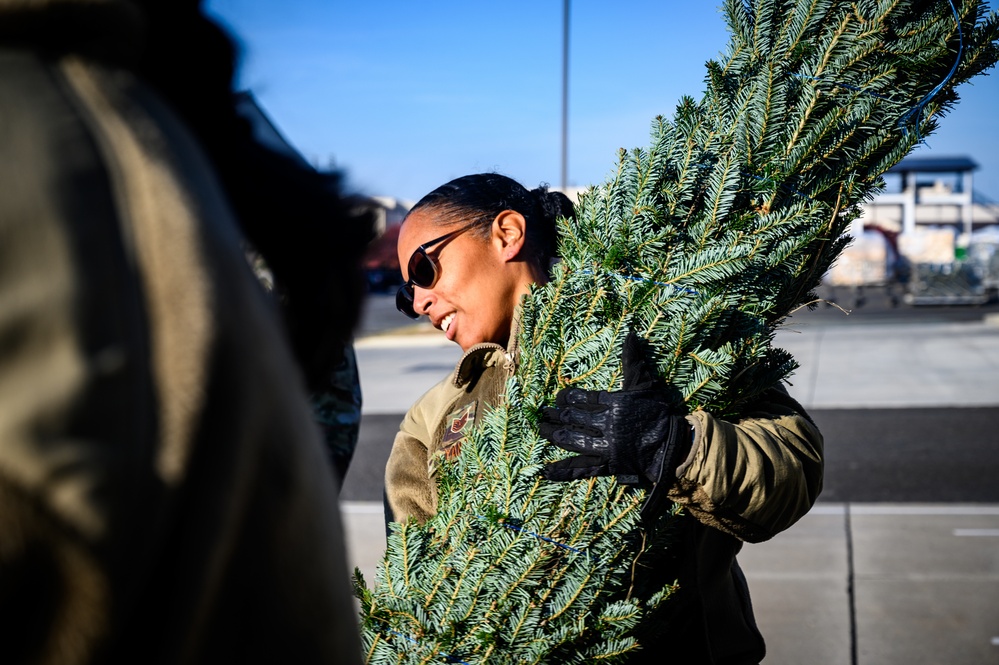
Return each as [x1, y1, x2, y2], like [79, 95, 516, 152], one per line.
[561, 0, 570, 191]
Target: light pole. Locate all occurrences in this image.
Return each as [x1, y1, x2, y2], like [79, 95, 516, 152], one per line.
[561, 0, 570, 191]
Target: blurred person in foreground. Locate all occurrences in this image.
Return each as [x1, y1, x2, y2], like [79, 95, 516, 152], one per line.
[0, 1, 372, 663]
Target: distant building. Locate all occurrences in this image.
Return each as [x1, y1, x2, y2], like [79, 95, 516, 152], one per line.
[369, 197, 413, 234]
[828, 155, 999, 304]
[234, 90, 396, 291]
[860, 155, 999, 235]
[234, 91, 313, 170]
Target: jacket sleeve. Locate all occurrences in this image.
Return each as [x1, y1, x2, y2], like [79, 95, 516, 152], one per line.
[384, 386, 445, 525]
[667, 386, 824, 543]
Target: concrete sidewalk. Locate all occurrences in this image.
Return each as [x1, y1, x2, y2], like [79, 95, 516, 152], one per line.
[340, 502, 999, 664]
[739, 504, 999, 664]
[342, 318, 999, 663]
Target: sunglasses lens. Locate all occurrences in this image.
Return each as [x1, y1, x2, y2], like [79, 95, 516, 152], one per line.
[408, 250, 438, 288]
[396, 285, 419, 319]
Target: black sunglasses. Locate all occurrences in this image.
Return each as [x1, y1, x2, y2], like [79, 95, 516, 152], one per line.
[396, 223, 476, 318]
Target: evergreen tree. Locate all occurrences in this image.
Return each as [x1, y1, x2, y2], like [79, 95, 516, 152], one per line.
[357, 1, 999, 662]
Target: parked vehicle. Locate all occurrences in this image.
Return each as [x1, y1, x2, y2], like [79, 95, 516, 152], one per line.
[901, 227, 998, 305]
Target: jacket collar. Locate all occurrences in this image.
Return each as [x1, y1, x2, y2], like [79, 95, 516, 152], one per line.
[450, 303, 522, 388]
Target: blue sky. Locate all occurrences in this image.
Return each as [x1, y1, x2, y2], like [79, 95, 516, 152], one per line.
[205, 1, 999, 203]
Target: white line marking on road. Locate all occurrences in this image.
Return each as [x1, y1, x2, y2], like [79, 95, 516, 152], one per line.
[809, 504, 847, 515]
[953, 529, 999, 537]
[341, 501, 385, 514]
[850, 505, 999, 516]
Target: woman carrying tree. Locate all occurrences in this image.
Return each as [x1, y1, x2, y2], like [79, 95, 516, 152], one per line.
[384, 172, 823, 663]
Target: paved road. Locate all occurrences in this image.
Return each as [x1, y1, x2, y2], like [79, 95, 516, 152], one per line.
[789, 282, 999, 323]
[346, 300, 999, 504]
[341, 407, 999, 503]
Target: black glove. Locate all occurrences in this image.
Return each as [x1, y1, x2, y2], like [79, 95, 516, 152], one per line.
[539, 333, 690, 515]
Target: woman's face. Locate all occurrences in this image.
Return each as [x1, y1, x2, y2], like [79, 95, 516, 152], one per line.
[397, 208, 534, 352]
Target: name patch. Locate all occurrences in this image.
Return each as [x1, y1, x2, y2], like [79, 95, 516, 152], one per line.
[440, 401, 477, 460]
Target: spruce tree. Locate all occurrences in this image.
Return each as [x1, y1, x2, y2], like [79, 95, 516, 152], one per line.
[356, 1, 999, 662]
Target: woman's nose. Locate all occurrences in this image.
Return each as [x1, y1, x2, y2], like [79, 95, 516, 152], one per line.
[412, 286, 434, 316]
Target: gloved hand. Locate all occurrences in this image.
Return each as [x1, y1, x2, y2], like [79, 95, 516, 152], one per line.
[538, 333, 691, 515]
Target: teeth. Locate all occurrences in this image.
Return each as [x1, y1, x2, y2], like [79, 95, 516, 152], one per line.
[442, 313, 455, 333]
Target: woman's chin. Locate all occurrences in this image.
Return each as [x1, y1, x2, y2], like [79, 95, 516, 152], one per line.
[453, 330, 480, 353]
[449, 325, 471, 351]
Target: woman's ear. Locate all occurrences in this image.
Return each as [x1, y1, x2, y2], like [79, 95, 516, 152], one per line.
[492, 210, 527, 262]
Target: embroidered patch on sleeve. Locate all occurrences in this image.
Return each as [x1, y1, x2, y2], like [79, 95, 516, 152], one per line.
[440, 401, 477, 460]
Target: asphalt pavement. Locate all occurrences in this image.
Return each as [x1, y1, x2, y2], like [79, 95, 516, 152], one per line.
[341, 292, 999, 664]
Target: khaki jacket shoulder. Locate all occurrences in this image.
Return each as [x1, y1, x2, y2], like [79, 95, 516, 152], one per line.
[672, 385, 824, 542]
